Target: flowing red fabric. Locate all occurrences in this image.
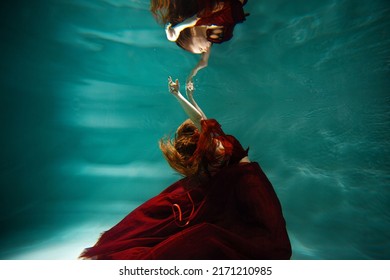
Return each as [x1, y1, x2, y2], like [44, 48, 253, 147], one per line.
[80, 120, 291, 260]
[196, 0, 248, 43]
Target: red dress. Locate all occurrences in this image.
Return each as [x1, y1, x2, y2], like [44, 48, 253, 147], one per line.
[196, 0, 248, 43]
[80, 119, 291, 259]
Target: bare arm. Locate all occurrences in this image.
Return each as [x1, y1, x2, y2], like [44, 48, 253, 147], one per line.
[165, 15, 200, 42]
[185, 79, 207, 120]
[187, 48, 211, 80]
[168, 77, 203, 130]
[185, 48, 211, 119]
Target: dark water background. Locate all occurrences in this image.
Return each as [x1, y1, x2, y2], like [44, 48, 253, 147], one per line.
[1, 0, 389, 259]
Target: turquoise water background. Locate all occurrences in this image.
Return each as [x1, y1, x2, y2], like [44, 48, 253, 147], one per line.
[1, 0, 389, 259]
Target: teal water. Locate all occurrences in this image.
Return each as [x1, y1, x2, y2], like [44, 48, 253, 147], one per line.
[0, 0, 389, 259]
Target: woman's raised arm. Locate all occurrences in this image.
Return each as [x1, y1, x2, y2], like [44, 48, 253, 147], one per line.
[168, 77, 204, 130]
[185, 79, 207, 120]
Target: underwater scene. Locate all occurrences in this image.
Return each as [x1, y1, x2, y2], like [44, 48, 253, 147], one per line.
[0, 0, 389, 259]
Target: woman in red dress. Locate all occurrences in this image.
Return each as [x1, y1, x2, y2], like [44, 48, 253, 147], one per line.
[79, 78, 291, 260]
[150, 0, 249, 80]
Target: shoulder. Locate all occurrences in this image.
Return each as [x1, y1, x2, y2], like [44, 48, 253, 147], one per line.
[200, 118, 221, 128]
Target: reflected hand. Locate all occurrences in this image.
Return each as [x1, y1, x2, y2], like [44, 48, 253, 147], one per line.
[165, 23, 176, 41]
[186, 79, 194, 99]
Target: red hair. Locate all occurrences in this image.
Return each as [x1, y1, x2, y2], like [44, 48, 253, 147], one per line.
[159, 119, 225, 177]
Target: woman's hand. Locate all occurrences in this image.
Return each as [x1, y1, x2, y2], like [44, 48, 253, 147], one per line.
[167, 76, 204, 129]
[168, 76, 180, 96]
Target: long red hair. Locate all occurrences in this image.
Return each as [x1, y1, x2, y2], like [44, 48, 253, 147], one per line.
[159, 119, 224, 177]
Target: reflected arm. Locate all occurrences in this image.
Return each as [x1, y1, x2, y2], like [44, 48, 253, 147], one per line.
[165, 15, 200, 41]
[187, 48, 211, 80]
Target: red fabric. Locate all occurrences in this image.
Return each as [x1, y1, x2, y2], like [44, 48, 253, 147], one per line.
[80, 119, 291, 260]
[197, 118, 247, 164]
[80, 163, 291, 260]
[193, 119, 235, 167]
[196, 0, 247, 43]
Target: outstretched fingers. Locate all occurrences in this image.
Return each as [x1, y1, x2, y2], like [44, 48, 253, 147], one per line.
[168, 76, 180, 95]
